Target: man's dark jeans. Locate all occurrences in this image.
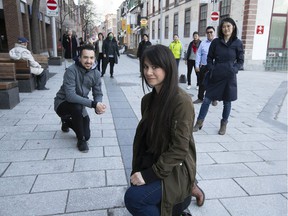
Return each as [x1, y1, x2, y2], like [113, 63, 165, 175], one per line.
[56, 101, 90, 141]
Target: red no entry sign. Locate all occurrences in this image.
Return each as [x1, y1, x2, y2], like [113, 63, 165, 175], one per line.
[47, 0, 57, 10]
[211, 11, 219, 21]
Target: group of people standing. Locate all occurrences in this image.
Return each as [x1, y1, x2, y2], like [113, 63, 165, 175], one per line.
[54, 17, 243, 216]
[62, 30, 120, 78]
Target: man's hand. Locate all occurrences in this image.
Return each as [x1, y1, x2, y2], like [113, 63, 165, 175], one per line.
[95, 102, 106, 114]
[184, 60, 187, 65]
[195, 67, 200, 73]
[131, 172, 145, 186]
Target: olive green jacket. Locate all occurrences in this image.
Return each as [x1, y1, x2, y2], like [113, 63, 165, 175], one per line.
[132, 88, 197, 215]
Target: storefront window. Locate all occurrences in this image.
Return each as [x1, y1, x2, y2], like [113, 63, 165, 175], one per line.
[269, 17, 286, 48]
[273, 0, 288, 14]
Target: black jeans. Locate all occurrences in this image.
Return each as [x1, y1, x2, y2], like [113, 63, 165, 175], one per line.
[97, 53, 104, 72]
[102, 57, 115, 76]
[36, 69, 47, 90]
[56, 101, 90, 141]
[186, 59, 198, 86]
[197, 65, 208, 100]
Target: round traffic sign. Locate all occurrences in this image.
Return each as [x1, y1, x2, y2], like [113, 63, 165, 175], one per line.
[47, 0, 57, 10]
[211, 11, 219, 21]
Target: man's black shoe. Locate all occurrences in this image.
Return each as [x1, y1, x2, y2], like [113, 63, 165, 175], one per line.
[77, 139, 89, 153]
[61, 122, 69, 132]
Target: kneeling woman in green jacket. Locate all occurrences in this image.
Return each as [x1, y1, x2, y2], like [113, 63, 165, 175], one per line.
[124, 45, 204, 216]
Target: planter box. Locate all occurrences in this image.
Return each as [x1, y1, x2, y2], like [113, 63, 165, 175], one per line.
[48, 57, 62, 65]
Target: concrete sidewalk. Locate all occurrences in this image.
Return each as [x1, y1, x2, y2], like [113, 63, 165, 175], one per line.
[0, 55, 287, 216]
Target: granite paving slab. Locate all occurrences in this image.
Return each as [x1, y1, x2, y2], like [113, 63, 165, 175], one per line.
[198, 163, 257, 179]
[32, 171, 106, 192]
[74, 157, 124, 171]
[0, 149, 47, 162]
[208, 151, 263, 163]
[220, 194, 287, 216]
[198, 179, 248, 199]
[0, 191, 68, 216]
[245, 161, 287, 175]
[66, 186, 127, 212]
[234, 175, 288, 195]
[0, 175, 35, 196]
[3, 159, 74, 176]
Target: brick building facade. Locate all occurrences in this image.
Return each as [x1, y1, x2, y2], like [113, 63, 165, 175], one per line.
[0, 0, 81, 54]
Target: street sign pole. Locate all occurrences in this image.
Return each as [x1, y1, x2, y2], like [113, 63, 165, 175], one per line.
[51, 17, 57, 57]
[46, 0, 58, 57]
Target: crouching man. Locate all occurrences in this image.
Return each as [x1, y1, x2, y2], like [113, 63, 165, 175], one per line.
[9, 37, 49, 90]
[54, 44, 106, 152]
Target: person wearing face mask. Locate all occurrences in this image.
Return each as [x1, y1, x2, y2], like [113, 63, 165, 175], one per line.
[101, 32, 120, 78]
[54, 44, 106, 153]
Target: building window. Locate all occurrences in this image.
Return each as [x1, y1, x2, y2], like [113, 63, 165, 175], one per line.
[174, 0, 179, 6]
[165, 15, 169, 39]
[199, 4, 207, 36]
[152, 20, 155, 39]
[153, 0, 155, 13]
[268, 0, 288, 48]
[184, 9, 191, 38]
[219, 0, 231, 20]
[173, 13, 178, 35]
[159, 0, 161, 12]
[158, 18, 161, 39]
[166, 0, 169, 9]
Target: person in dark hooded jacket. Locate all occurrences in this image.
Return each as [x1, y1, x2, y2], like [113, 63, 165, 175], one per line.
[54, 44, 106, 152]
[137, 34, 152, 74]
[101, 32, 120, 78]
[193, 17, 244, 135]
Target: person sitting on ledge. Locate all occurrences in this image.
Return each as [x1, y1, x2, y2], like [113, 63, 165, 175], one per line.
[9, 37, 49, 90]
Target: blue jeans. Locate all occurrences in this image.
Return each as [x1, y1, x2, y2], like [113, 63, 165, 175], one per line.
[124, 180, 162, 216]
[197, 97, 231, 122]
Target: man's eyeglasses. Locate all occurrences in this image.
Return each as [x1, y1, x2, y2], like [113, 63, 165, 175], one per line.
[206, 31, 214, 34]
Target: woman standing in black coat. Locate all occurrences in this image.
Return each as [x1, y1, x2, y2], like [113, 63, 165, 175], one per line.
[137, 34, 152, 75]
[193, 17, 244, 135]
[62, 29, 78, 59]
[101, 32, 120, 78]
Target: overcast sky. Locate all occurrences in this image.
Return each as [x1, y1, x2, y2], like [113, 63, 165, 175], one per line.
[95, 0, 123, 17]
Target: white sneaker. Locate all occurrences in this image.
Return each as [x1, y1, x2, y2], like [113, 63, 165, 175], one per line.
[186, 85, 192, 90]
[196, 86, 199, 90]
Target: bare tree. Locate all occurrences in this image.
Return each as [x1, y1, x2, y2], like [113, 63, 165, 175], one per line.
[80, 0, 97, 41]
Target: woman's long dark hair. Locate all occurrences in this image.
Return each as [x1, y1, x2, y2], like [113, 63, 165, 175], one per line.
[140, 45, 179, 155]
[218, 17, 238, 40]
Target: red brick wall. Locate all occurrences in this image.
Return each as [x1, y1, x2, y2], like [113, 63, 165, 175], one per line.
[3, 0, 24, 50]
[242, 0, 258, 58]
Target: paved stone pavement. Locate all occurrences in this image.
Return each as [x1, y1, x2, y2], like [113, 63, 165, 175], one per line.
[0, 55, 287, 216]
